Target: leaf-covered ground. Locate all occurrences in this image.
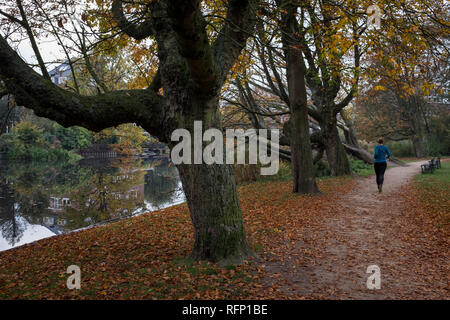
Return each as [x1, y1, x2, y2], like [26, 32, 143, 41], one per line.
[257, 161, 449, 299]
[0, 161, 448, 299]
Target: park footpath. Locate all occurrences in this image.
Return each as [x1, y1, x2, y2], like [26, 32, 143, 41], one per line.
[259, 161, 449, 299]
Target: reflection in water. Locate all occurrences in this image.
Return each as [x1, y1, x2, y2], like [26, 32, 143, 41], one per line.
[0, 158, 185, 251]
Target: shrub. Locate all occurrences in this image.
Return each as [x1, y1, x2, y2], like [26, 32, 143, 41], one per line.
[11, 121, 44, 146]
[349, 157, 373, 176]
[425, 115, 450, 156]
[1, 120, 81, 161]
[314, 159, 331, 177]
[385, 140, 415, 158]
[234, 160, 292, 184]
[54, 123, 93, 150]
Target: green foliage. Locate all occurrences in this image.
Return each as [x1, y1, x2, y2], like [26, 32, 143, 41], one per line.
[95, 124, 149, 155]
[349, 157, 373, 177]
[424, 115, 450, 156]
[12, 121, 44, 145]
[313, 157, 373, 177]
[54, 123, 93, 150]
[386, 140, 415, 158]
[0, 133, 15, 153]
[261, 161, 292, 182]
[6, 144, 72, 162]
[314, 159, 331, 177]
[0, 121, 80, 161]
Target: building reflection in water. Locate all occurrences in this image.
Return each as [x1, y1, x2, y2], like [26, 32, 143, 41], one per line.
[0, 158, 185, 251]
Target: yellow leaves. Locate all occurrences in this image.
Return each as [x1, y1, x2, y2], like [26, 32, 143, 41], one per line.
[421, 81, 435, 96]
[401, 84, 416, 97]
[374, 85, 387, 91]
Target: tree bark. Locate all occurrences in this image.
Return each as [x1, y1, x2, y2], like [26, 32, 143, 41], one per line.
[410, 101, 425, 157]
[321, 114, 351, 176]
[341, 116, 360, 147]
[412, 136, 424, 158]
[178, 162, 252, 263]
[281, 3, 319, 193]
[342, 143, 374, 164]
[167, 91, 253, 262]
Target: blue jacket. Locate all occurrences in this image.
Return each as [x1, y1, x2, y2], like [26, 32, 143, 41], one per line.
[374, 145, 391, 163]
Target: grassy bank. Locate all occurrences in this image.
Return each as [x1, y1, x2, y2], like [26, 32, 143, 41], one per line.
[412, 161, 450, 231]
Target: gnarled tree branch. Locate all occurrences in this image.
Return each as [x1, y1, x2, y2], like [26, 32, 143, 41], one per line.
[167, 0, 218, 94]
[0, 34, 166, 140]
[213, 0, 258, 84]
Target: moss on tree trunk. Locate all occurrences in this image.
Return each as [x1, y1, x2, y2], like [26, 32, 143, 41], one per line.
[177, 162, 252, 264]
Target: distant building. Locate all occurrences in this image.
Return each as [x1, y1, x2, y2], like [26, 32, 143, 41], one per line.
[48, 197, 71, 211]
[425, 94, 450, 106]
[48, 62, 71, 85]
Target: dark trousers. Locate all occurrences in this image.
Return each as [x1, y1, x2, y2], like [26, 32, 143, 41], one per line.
[374, 162, 387, 186]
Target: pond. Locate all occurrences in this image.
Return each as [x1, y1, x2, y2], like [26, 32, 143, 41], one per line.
[0, 157, 185, 252]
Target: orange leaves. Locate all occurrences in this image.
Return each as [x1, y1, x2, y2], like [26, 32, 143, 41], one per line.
[0, 176, 355, 300]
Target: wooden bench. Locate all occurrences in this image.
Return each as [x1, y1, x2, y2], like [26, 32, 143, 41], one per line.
[436, 156, 441, 169]
[421, 156, 442, 174]
[429, 158, 437, 170]
[421, 163, 434, 173]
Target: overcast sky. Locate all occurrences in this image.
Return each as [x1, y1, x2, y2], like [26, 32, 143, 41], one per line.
[17, 38, 64, 73]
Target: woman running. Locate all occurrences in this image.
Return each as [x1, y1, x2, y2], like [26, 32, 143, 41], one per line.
[374, 138, 391, 193]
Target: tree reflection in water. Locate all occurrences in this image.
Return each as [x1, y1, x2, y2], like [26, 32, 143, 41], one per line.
[0, 157, 184, 250]
[144, 161, 184, 210]
[0, 179, 24, 246]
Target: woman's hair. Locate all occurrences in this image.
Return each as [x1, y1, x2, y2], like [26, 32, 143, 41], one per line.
[378, 138, 384, 144]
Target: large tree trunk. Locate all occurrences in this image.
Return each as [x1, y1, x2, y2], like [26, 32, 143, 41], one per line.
[321, 114, 351, 176]
[343, 126, 359, 147]
[177, 162, 252, 263]
[339, 115, 374, 164]
[411, 107, 425, 157]
[412, 136, 424, 158]
[289, 104, 319, 193]
[341, 115, 360, 147]
[169, 95, 253, 263]
[281, 0, 318, 194]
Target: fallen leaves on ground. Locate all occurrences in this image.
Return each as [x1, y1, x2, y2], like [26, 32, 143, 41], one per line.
[0, 168, 448, 299]
[0, 177, 353, 299]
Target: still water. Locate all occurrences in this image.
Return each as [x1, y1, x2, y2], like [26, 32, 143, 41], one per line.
[0, 157, 185, 252]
